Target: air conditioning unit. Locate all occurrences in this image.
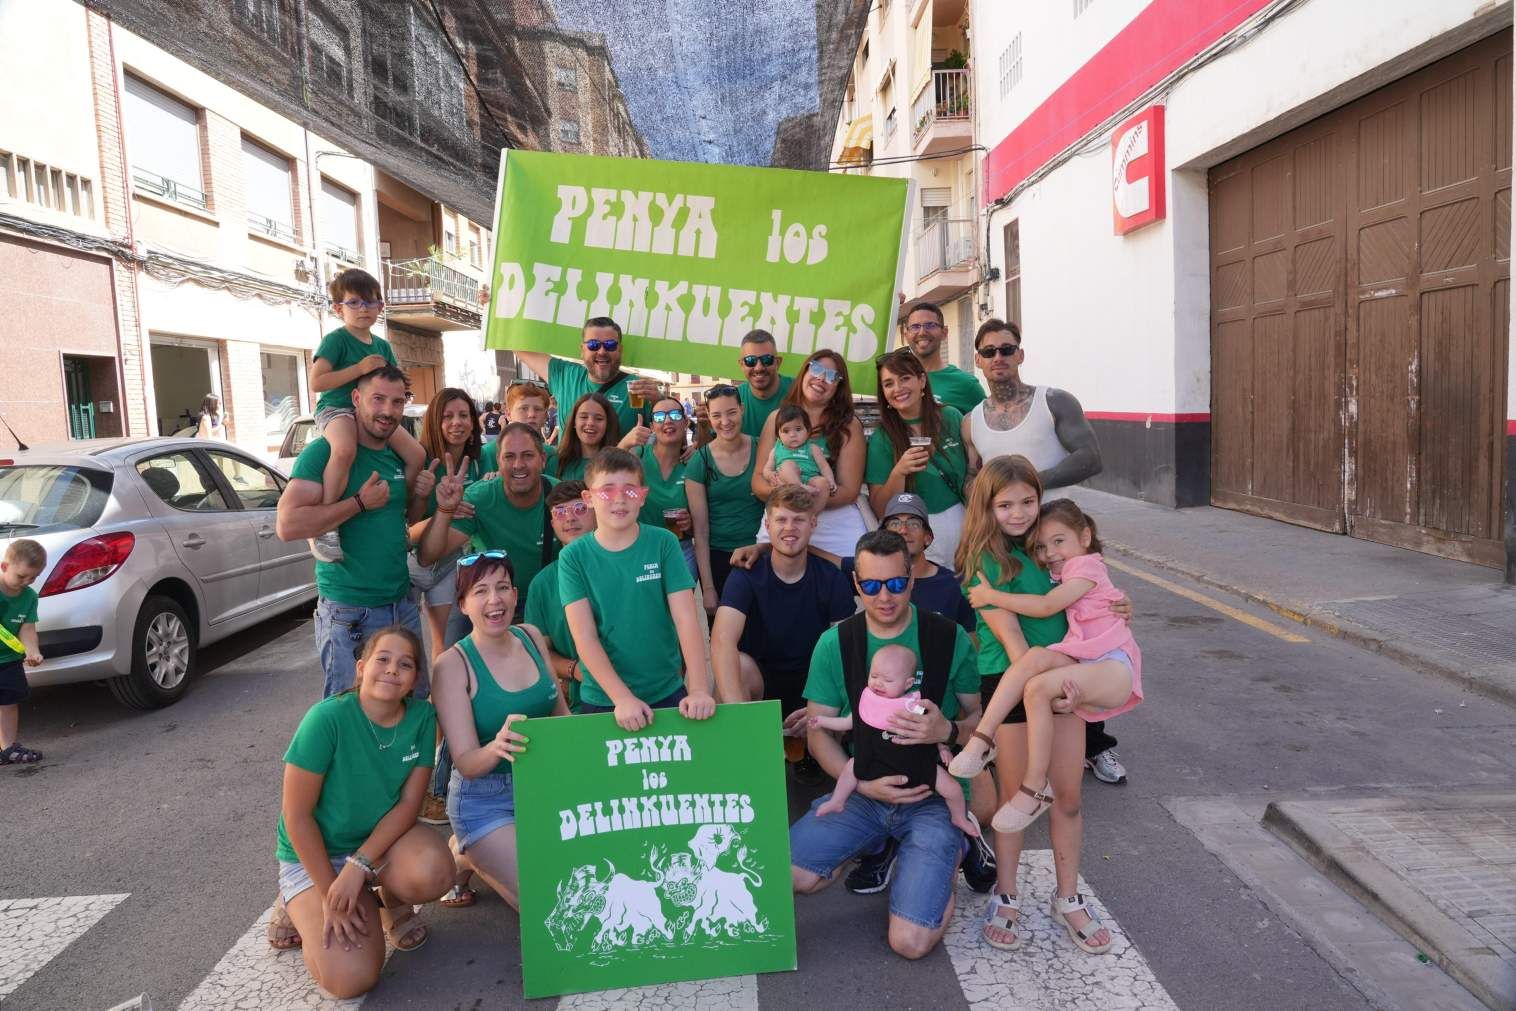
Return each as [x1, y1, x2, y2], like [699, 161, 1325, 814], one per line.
[378, 241, 392, 259]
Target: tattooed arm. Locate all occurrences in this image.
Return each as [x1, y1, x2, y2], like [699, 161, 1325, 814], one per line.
[1040, 388, 1103, 489]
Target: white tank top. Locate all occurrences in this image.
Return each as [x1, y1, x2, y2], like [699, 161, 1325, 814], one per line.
[969, 386, 1068, 472]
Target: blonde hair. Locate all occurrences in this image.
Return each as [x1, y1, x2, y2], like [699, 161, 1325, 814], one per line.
[4, 538, 46, 569]
[767, 484, 816, 514]
[954, 454, 1044, 587]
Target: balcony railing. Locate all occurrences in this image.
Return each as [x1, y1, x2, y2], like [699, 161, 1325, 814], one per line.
[132, 169, 208, 211]
[911, 69, 972, 145]
[384, 256, 481, 309]
[325, 242, 364, 266]
[248, 213, 298, 245]
[916, 217, 975, 280]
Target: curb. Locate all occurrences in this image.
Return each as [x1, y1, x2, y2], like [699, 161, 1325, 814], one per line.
[1101, 537, 1516, 707]
[1263, 797, 1513, 1011]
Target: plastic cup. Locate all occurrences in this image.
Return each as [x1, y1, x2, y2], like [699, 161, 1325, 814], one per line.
[909, 436, 933, 449]
[628, 390, 645, 410]
[663, 508, 688, 537]
[783, 736, 806, 762]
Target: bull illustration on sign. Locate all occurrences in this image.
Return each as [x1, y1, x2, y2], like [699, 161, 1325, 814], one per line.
[546, 824, 768, 954]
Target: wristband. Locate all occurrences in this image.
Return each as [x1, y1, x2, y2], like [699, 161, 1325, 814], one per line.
[352, 494, 366, 513]
[345, 853, 378, 881]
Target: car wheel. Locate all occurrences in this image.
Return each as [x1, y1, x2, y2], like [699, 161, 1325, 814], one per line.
[109, 595, 197, 710]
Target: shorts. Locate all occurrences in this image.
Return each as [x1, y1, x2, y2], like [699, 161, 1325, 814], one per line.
[277, 855, 349, 904]
[756, 664, 807, 717]
[0, 660, 29, 705]
[447, 767, 517, 852]
[979, 673, 1027, 725]
[408, 550, 461, 608]
[790, 791, 967, 929]
[314, 406, 355, 434]
[578, 685, 688, 715]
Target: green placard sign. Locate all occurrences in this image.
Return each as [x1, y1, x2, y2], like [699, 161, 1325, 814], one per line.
[484, 150, 910, 394]
[513, 702, 796, 999]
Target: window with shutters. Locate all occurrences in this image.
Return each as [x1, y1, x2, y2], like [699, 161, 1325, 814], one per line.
[320, 178, 362, 264]
[242, 136, 297, 244]
[123, 74, 209, 211]
[1003, 220, 1021, 326]
[998, 35, 1023, 99]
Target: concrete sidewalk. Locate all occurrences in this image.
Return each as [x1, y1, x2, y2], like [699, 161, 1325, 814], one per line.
[1061, 487, 1516, 704]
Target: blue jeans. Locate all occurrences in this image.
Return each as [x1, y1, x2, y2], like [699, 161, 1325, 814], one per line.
[314, 595, 424, 698]
[790, 792, 966, 929]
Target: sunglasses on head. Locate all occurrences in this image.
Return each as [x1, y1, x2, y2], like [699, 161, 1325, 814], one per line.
[742, 353, 776, 368]
[458, 549, 508, 568]
[705, 384, 739, 400]
[977, 342, 1021, 359]
[651, 408, 686, 424]
[856, 575, 910, 596]
[550, 501, 589, 520]
[584, 338, 620, 352]
[807, 360, 841, 383]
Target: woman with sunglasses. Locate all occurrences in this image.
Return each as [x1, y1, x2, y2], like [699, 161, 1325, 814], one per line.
[637, 397, 698, 580]
[523, 481, 595, 712]
[751, 349, 867, 557]
[554, 392, 631, 480]
[865, 350, 971, 567]
[431, 549, 569, 911]
[686, 385, 764, 612]
[407, 388, 485, 659]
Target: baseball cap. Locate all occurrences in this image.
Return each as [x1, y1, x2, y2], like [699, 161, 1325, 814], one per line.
[882, 493, 931, 531]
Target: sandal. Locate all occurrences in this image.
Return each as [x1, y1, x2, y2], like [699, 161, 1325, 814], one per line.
[981, 892, 1024, 950]
[266, 895, 302, 950]
[991, 781, 1054, 834]
[0, 743, 43, 765]
[947, 730, 997, 779]
[1050, 893, 1114, 954]
[440, 883, 476, 908]
[379, 898, 428, 952]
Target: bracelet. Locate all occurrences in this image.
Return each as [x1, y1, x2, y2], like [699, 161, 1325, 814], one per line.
[345, 853, 378, 881]
[352, 494, 366, 513]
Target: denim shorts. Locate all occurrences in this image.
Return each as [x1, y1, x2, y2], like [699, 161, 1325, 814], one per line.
[790, 791, 967, 929]
[447, 767, 516, 852]
[408, 550, 460, 608]
[277, 855, 349, 904]
[314, 406, 355, 434]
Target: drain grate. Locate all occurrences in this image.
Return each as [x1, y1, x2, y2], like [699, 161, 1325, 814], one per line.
[1328, 596, 1516, 666]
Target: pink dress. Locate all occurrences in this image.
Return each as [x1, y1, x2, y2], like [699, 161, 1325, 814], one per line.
[1046, 553, 1143, 721]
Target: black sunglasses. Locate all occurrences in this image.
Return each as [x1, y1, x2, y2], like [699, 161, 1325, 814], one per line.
[977, 343, 1021, 359]
[741, 353, 776, 367]
[857, 575, 910, 596]
[705, 384, 740, 400]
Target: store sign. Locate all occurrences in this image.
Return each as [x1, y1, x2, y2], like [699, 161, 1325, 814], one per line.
[1112, 105, 1166, 235]
[485, 150, 910, 394]
[512, 703, 797, 999]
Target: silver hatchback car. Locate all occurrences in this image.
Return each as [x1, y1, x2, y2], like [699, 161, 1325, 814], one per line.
[0, 438, 316, 708]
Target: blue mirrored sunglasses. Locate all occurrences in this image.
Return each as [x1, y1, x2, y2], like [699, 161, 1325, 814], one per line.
[856, 575, 910, 596]
[807, 360, 840, 383]
[651, 409, 686, 423]
[458, 549, 509, 568]
[584, 338, 619, 352]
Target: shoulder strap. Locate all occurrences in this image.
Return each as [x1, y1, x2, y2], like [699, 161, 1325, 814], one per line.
[596, 371, 629, 395]
[508, 625, 551, 683]
[838, 612, 870, 712]
[453, 637, 480, 698]
[916, 609, 956, 704]
[538, 477, 558, 571]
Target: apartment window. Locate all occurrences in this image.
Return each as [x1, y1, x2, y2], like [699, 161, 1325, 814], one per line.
[998, 34, 1023, 98]
[242, 136, 296, 244]
[554, 65, 578, 91]
[232, 0, 294, 54]
[369, 43, 415, 135]
[1003, 220, 1021, 327]
[559, 119, 582, 145]
[1073, 0, 1096, 15]
[411, 8, 467, 141]
[443, 214, 458, 255]
[309, 3, 351, 97]
[468, 224, 482, 268]
[0, 151, 95, 220]
[320, 178, 362, 263]
[123, 74, 208, 210]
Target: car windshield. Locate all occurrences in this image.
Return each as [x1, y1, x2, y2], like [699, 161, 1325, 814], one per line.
[0, 464, 113, 534]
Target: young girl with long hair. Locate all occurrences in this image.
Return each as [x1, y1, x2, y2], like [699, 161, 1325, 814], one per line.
[555, 392, 623, 480]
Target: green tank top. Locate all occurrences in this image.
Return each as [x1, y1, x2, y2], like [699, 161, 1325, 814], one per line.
[457, 626, 560, 774]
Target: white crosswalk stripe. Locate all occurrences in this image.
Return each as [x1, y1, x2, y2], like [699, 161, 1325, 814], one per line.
[942, 850, 1178, 1010]
[556, 974, 759, 1009]
[0, 894, 130, 1000]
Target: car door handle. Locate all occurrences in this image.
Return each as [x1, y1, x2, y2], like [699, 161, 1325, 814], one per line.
[257, 526, 276, 539]
[182, 534, 207, 549]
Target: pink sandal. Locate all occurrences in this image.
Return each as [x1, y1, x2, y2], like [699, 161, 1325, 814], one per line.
[991, 781, 1054, 833]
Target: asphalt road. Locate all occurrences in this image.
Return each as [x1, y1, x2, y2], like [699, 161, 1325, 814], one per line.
[3, 552, 1512, 1010]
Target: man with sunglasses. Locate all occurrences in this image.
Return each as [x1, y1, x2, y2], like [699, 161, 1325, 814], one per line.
[791, 528, 983, 961]
[900, 302, 986, 416]
[734, 330, 793, 437]
[511, 317, 660, 438]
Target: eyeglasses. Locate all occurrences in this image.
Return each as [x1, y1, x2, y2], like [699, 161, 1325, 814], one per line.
[550, 501, 589, 520]
[335, 298, 384, 309]
[977, 343, 1021, 359]
[884, 516, 926, 532]
[458, 549, 509, 568]
[856, 575, 910, 596]
[584, 338, 620, 352]
[651, 409, 686, 424]
[807, 361, 841, 384]
[905, 322, 942, 334]
[591, 483, 647, 502]
[705, 384, 739, 400]
[741, 353, 776, 368]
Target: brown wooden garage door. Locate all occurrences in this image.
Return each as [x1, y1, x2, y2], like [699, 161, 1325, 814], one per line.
[1209, 31, 1511, 567]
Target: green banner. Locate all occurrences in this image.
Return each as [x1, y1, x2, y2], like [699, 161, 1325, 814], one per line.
[484, 150, 910, 395]
[513, 702, 796, 998]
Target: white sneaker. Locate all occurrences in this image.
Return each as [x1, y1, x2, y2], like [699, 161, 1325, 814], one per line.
[309, 530, 344, 563]
[1086, 748, 1127, 785]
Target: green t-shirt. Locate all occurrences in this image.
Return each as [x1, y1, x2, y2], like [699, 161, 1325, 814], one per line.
[0, 585, 39, 662]
[290, 438, 410, 606]
[863, 407, 969, 513]
[738, 375, 794, 438]
[970, 549, 1069, 677]
[313, 327, 399, 413]
[928, 364, 986, 415]
[637, 442, 689, 529]
[548, 357, 640, 437]
[804, 606, 980, 721]
[554, 454, 588, 482]
[557, 525, 695, 707]
[684, 440, 763, 551]
[525, 559, 580, 710]
[275, 693, 436, 861]
[449, 477, 556, 597]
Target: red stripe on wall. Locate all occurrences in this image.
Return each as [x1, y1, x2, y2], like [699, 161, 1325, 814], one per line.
[984, 0, 1272, 203]
[1507, 419, 1516, 436]
[1085, 412, 1211, 424]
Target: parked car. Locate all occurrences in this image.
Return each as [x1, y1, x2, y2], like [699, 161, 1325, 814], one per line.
[276, 401, 427, 470]
[0, 438, 316, 709]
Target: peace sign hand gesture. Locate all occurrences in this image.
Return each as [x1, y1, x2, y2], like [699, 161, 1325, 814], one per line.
[435, 453, 467, 514]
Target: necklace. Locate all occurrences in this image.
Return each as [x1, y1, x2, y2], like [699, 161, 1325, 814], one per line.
[361, 702, 403, 751]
